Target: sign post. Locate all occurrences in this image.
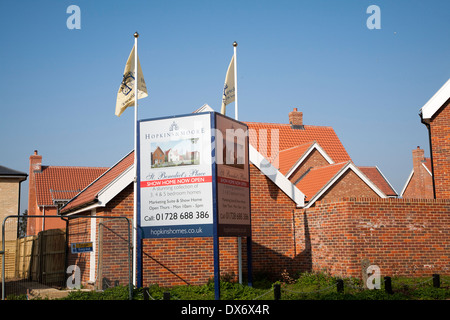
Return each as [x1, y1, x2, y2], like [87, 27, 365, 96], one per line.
[136, 111, 251, 299]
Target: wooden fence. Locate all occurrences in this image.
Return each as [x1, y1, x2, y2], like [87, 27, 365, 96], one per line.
[1, 229, 66, 286]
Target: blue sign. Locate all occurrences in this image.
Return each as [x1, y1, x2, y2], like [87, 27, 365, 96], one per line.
[71, 242, 93, 254]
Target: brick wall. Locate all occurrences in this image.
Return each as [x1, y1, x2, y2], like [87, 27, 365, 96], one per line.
[67, 217, 92, 285]
[72, 184, 242, 288]
[0, 179, 20, 240]
[318, 170, 379, 203]
[297, 198, 450, 278]
[249, 164, 298, 276]
[69, 167, 450, 288]
[430, 100, 450, 199]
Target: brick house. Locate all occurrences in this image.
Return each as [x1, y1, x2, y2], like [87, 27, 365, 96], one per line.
[246, 108, 396, 208]
[59, 108, 404, 287]
[26, 150, 108, 236]
[420, 78, 450, 199]
[400, 146, 433, 199]
[0, 165, 27, 240]
[151, 146, 164, 165]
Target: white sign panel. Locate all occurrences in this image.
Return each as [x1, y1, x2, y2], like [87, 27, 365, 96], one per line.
[138, 113, 214, 238]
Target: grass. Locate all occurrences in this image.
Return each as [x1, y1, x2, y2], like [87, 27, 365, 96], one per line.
[53, 272, 450, 300]
[7, 272, 449, 300]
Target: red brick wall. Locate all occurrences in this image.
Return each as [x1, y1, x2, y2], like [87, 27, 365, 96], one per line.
[249, 164, 298, 276]
[69, 167, 450, 288]
[70, 184, 241, 288]
[67, 218, 92, 285]
[297, 198, 450, 278]
[430, 100, 450, 199]
[142, 237, 238, 287]
[318, 170, 379, 203]
[402, 172, 434, 199]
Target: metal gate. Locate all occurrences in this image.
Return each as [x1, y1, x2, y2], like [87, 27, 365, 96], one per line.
[1, 215, 132, 300]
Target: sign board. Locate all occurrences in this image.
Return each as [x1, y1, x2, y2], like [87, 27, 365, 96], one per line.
[215, 113, 251, 236]
[138, 113, 214, 238]
[71, 242, 93, 254]
[137, 112, 250, 238]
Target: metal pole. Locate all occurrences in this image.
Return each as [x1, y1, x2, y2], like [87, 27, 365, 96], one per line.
[1, 217, 5, 300]
[133, 31, 139, 288]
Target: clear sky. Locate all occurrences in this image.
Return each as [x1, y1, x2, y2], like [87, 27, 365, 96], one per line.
[2, 0, 450, 212]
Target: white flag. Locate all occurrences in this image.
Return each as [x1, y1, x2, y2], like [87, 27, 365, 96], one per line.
[115, 44, 148, 117]
[221, 55, 235, 114]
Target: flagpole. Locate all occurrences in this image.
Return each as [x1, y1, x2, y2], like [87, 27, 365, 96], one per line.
[231, 41, 243, 284]
[233, 41, 238, 120]
[133, 31, 139, 287]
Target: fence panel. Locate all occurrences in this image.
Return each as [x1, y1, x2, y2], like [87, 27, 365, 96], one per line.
[2, 215, 132, 300]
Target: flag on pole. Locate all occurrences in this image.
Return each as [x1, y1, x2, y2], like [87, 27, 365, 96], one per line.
[220, 55, 235, 115]
[115, 44, 148, 117]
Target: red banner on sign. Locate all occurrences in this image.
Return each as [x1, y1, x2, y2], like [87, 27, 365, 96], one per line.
[141, 176, 212, 188]
[217, 176, 249, 188]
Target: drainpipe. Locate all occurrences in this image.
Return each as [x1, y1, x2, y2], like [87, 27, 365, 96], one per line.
[419, 112, 436, 199]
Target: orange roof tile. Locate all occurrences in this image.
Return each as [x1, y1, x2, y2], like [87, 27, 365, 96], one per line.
[295, 162, 348, 201]
[35, 166, 108, 206]
[60, 151, 134, 214]
[245, 122, 351, 164]
[273, 142, 314, 175]
[358, 166, 397, 197]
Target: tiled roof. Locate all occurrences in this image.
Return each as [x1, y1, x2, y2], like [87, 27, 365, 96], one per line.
[273, 142, 314, 175]
[245, 122, 351, 164]
[35, 166, 108, 206]
[0, 165, 27, 178]
[295, 162, 348, 201]
[358, 166, 397, 197]
[423, 158, 432, 174]
[60, 151, 134, 214]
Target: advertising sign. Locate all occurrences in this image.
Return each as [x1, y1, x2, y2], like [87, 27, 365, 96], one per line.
[138, 113, 214, 238]
[137, 112, 251, 239]
[215, 113, 251, 236]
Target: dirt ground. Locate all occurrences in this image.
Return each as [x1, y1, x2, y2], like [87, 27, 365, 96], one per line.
[1, 279, 90, 299]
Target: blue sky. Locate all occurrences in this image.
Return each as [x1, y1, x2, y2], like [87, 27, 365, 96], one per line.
[2, 0, 450, 211]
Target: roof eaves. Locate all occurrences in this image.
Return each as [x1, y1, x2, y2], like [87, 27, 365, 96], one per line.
[285, 141, 334, 179]
[249, 144, 305, 207]
[304, 162, 387, 208]
[420, 78, 450, 122]
[304, 162, 350, 208]
[422, 162, 432, 176]
[374, 166, 398, 196]
[62, 198, 99, 216]
[60, 150, 134, 214]
[400, 169, 414, 198]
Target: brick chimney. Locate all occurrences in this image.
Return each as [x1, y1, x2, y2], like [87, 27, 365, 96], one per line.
[27, 150, 42, 221]
[289, 108, 303, 129]
[412, 146, 425, 171]
[412, 146, 426, 198]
